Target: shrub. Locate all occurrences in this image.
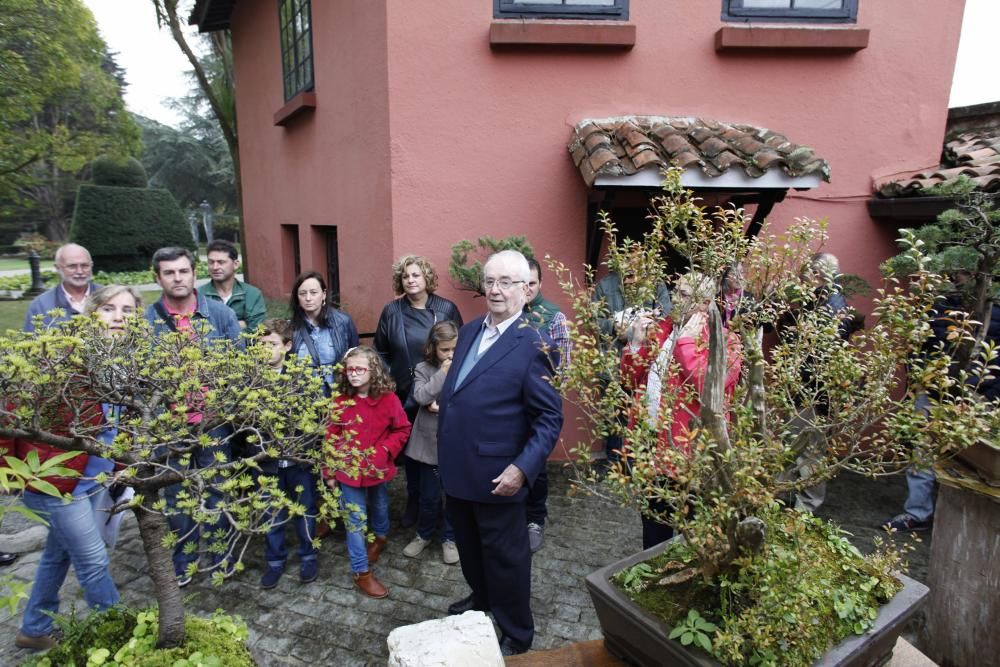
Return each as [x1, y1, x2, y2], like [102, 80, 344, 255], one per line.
[91, 156, 149, 188]
[70, 185, 195, 272]
[12, 233, 61, 260]
[449, 235, 535, 295]
[24, 607, 254, 667]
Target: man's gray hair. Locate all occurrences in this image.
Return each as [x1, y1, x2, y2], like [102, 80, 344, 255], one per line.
[54, 243, 91, 265]
[484, 250, 530, 281]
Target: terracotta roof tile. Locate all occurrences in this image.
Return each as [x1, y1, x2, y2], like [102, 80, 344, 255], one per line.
[568, 116, 830, 187]
[877, 127, 1000, 197]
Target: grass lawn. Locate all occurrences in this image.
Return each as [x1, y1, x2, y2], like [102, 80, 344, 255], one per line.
[0, 257, 52, 272]
[1, 291, 163, 334]
[0, 299, 27, 333]
[2, 294, 290, 335]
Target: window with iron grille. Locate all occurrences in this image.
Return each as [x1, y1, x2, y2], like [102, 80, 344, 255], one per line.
[279, 0, 314, 102]
[722, 0, 858, 23]
[495, 0, 628, 20]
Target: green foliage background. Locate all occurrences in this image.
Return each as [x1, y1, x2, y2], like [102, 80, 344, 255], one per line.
[70, 185, 195, 271]
[0, 0, 141, 241]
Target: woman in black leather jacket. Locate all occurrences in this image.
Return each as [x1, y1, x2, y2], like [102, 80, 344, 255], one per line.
[374, 255, 462, 526]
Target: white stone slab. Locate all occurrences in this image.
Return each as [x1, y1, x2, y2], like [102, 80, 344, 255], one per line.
[386, 611, 503, 667]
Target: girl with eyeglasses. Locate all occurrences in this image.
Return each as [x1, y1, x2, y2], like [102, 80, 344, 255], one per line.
[323, 346, 411, 598]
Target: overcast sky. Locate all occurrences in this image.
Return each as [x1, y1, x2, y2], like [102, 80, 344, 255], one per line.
[84, 0, 1000, 128]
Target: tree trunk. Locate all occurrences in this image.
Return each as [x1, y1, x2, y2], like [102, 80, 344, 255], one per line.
[132, 489, 186, 648]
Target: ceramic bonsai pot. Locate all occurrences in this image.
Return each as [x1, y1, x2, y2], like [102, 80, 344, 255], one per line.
[586, 540, 929, 667]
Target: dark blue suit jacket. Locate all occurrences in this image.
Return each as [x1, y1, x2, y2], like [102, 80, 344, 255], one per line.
[438, 314, 564, 504]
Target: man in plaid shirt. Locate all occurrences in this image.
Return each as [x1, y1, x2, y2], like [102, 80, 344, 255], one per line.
[522, 257, 571, 553]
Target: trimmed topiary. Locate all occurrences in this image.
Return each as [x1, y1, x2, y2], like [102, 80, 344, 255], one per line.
[91, 155, 149, 188]
[70, 185, 195, 272]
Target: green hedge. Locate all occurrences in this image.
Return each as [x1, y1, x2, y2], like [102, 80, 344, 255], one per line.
[91, 155, 148, 188]
[70, 185, 196, 272]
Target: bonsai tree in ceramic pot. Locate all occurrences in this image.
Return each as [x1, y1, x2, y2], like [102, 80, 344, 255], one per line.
[0, 316, 360, 652]
[549, 169, 998, 666]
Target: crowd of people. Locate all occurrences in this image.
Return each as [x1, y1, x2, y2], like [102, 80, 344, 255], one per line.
[3, 238, 993, 656]
[4, 242, 570, 656]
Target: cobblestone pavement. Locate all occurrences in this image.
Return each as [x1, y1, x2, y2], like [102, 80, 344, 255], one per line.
[0, 466, 928, 665]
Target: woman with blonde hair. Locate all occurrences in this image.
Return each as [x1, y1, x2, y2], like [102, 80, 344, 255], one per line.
[8, 285, 142, 651]
[373, 255, 462, 526]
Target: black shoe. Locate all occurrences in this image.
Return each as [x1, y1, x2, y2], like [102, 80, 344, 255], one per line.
[0, 552, 17, 566]
[447, 593, 488, 615]
[499, 635, 530, 656]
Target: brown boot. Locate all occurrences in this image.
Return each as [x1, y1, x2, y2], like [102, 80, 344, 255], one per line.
[366, 536, 387, 564]
[353, 570, 388, 598]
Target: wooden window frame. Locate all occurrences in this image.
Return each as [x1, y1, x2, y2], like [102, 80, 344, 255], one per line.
[722, 0, 858, 23]
[494, 0, 628, 21]
[278, 0, 315, 103]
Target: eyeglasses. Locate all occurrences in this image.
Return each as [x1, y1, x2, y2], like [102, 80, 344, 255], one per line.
[60, 263, 92, 271]
[482, 278, 525, 291]
[345, 367, 370, 375]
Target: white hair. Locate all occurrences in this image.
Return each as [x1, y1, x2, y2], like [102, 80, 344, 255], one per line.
[484, 250, 530, 281]
[54, 243, 91, 265]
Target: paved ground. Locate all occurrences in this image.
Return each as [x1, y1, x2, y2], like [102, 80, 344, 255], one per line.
[0, 465, 929, 666]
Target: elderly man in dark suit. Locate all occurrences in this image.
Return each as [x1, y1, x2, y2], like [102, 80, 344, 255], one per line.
[437, 250, 564, 656]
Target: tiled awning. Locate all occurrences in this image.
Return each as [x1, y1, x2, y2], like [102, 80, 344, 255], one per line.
[568, 116, 831, 188]
[876, 129, 1000, 197]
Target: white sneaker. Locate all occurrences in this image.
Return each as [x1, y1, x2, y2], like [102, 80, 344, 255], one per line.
[403, 535, 431, 558]
[442, 540, 460, 565]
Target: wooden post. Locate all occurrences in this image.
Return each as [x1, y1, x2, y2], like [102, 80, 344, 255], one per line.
[920, 462, 999, 667]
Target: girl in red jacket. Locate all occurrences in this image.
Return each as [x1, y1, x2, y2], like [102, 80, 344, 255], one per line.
[324, 346, 411, 598]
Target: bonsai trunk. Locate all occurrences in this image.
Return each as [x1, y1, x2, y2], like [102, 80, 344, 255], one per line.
[132, 488, 186, 648]
[701, 305, 766, 570]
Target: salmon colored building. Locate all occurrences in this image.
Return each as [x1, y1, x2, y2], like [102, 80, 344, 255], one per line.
[192, 0, 966, 450]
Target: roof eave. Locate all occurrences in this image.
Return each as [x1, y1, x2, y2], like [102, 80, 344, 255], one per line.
[190, 0, 236, 32]
[594, 168, 823, 190]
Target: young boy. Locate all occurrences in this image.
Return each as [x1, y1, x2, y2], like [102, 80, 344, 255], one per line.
[257, 318, 321, 588]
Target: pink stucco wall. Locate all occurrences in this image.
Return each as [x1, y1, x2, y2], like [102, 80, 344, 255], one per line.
[227, 1, 964, 455]
[380, 0, 964, 319]
[230, 0, 964, 329]
[230, 0, 394, 328]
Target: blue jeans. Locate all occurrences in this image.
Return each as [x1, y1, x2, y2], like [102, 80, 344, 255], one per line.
[263, 465, 319, 567]
[903, 393, 935, 522]
[20, 490, 120, 637]
[162, 425, 232, 573]
[415, 462, 453, 542]
[339, 483, 389, 573]
[904, 468, 936, 522]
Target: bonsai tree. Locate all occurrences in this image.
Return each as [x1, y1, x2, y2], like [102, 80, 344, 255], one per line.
[550, 168, 998, 665]
[883, 176, 999, 374]
[0, 316, 360, 648]
[449, 235, 535, 295]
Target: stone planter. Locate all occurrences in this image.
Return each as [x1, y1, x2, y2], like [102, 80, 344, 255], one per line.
[586, 540, 929, 667]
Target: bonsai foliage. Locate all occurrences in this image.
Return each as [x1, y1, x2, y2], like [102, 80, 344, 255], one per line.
[550, 168, 998, 663]
[25, 607, 254, 667]
[0, 316, 363, 648]
[882, 177, 999, 372]
[449, 235, 535, 295]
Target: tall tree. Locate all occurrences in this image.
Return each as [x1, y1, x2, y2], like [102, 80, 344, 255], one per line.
[0, 0, 141, 239]
[137, 114, 236, 213]
[150, 2, 245, 270]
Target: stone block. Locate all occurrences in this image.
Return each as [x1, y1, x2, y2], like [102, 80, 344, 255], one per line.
[387, 611, 503, 667]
